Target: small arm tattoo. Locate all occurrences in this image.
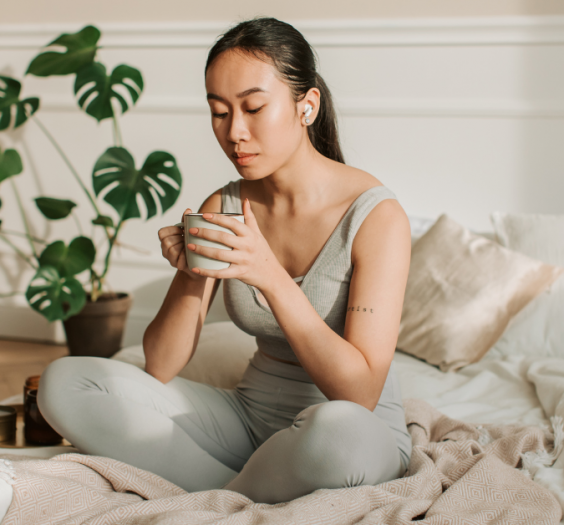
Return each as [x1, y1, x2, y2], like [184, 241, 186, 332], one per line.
[347, 306, 374, 313]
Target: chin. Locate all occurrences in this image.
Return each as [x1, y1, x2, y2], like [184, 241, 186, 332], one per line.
[235, 165, 272, 181]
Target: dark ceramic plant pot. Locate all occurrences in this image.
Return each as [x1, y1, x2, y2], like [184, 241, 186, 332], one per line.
[62, 293, 133, 358]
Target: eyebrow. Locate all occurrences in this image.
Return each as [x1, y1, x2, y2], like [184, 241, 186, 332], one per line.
[206, 87, 267, 102]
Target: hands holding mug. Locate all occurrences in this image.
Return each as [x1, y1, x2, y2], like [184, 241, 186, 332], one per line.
[158, 207, 204, 281]
[158, 198, 284, 290]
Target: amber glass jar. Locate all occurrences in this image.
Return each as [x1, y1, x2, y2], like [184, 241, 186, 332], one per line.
[24, 389, 63, 445]
[24, 375, 41, 405]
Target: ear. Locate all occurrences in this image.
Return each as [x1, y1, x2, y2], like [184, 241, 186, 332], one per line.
[299, 87, 321, 122]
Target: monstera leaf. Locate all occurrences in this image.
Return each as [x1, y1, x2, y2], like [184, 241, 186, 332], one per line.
[0, 147, 23, 183]
[26, 25, 100, 77]
[74, 62, 143, 122]
[38, 236, 96, 277]
[26, 266, 86, 322]
[92, 147, 182, 221]
[92, 215, 114, 228]
[0, 76, 39, 130]
[34, 197, 77, 220]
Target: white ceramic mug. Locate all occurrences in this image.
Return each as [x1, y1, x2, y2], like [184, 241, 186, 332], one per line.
[175, 213, 245, 271]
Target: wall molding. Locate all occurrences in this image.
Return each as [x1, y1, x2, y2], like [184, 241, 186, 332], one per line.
[2, 16, 564, 50]
[5, 17, 564, 119]
[36, 93, 564, 119]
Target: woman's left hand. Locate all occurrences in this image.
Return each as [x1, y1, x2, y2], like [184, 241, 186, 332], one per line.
[187, 198, 284, 290]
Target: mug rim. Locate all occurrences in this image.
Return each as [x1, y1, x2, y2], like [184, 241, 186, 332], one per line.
[186, 213, 243, 216]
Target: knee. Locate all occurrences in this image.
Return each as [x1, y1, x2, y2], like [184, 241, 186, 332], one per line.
[294, 400, 373, 459]
[37, 356, 99, 424]
[292, 400, 402, 487]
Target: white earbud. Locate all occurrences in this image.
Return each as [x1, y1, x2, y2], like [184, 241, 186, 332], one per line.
[304, 104, 313, 124]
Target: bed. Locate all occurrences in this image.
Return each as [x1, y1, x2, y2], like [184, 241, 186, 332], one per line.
[0, 211, 563, 524]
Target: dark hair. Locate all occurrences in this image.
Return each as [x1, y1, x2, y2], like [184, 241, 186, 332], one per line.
[205, 17, 345, 164]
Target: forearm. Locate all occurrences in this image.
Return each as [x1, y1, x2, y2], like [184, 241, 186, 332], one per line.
[260, 272, 379, 411]
[143, 270, 208, 383]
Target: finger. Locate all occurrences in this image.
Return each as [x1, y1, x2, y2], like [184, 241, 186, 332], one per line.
[242, 198, 260, 230]
[158, 226, 184, 241]
[159, 225, 183, 241]
[167, 243, 185, 267]
[162, 240, 184, 264]
[187, 242, 237, 263]
[201, 212, 246, 236]
[180, 207, 193, 224]
[191, 266, 237, 280]
[162, 235, 184, 250]
[187, 227, 241, 249]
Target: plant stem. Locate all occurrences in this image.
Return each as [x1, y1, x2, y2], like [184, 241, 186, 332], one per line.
[0, 234, 37, 268]
[0, 229, 47, 244]
[90, 269, 102, 302]
[10, 179, 38, 259]
[71, 210, 83, 236]
[112, 114, 122, 147]
[32, 115, 111, 241]
[100, 219, 123, 280]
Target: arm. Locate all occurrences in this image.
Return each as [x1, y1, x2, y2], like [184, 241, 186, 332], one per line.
[143, 190, 223, 384]
[260, 199, 411, 411]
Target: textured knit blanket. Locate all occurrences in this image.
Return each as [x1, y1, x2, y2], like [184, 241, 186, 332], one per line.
[1, 397, 562, 525]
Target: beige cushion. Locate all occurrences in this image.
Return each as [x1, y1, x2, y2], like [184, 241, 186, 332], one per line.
[397, 214, 564, 372]
[112, 321, 258, 389]
[486, 212, 564, 359]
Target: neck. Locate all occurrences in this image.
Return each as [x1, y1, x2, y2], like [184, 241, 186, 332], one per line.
[257, 138, 337, 215]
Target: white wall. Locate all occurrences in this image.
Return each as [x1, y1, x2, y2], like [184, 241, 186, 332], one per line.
[3, 0, 564, 23]
[1, 16, 563, 344]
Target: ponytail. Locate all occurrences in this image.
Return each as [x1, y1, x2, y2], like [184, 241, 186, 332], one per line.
[308, 73, 344, 164]
[205, 17, 345, 164]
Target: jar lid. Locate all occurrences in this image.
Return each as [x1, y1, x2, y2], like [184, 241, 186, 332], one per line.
[0, 406, 16, 422]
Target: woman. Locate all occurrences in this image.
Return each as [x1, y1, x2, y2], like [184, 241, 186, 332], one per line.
[37, 17, 412, 504]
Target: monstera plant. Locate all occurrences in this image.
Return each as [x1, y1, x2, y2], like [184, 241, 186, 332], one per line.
[0, 26, 183, 357]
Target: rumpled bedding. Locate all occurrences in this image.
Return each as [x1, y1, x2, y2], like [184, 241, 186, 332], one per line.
[0, 395, 562, 525]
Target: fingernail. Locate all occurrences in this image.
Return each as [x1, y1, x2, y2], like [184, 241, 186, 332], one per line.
[189, 227, 199, 234]
[187, 244, 196, 250]
[203, 213, 213, 219]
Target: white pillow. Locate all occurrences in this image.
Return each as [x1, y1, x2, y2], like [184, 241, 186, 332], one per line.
[408, 215, 436, 244]
[486, 212, 564, 359]
[112, 321, 257, 389]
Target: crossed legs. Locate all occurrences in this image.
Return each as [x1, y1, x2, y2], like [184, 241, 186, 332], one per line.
[38, 356, 405, 504]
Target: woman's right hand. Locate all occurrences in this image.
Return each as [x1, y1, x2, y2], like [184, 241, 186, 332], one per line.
[158, 208, 206, 281]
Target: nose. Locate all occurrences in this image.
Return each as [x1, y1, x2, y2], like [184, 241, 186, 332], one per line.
[226, 109, 251, 144]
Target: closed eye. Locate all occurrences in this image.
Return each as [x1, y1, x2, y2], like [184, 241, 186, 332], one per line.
[212, 106, 264, 119]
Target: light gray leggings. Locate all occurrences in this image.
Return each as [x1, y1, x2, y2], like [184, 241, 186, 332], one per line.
[37, 350, 409, 504]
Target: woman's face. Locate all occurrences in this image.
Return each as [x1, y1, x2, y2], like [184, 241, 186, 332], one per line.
[205, 49, 306, 179]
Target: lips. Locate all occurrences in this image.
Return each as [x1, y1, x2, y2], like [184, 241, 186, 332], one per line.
[232, 152, 256, 158]
[233, 152, 258, 166]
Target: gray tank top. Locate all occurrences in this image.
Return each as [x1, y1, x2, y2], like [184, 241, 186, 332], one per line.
[221, 179, 412, 468]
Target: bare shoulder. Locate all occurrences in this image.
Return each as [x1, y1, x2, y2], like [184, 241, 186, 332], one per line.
[350, 181, 411, 266]
[333, 162, 385, 191]
[198, 188, 223, 214]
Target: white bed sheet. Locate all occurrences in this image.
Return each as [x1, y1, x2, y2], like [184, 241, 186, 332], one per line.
[1, 350, 563, 524]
